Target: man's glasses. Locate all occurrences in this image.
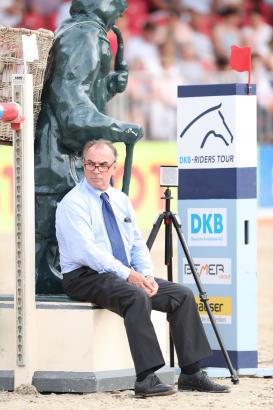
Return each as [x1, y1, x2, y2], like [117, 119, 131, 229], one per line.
[84, 160, 116, 172]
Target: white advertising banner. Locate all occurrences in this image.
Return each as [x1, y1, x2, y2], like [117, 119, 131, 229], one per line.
[183, 257, 232, 284]
[177, 95, 256, 169]
[187, 207, 227, 247]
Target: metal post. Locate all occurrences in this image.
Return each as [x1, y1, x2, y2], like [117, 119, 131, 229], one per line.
[12, 74, 35, 386]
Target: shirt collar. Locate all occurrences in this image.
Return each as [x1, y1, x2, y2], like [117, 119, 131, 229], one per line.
[83, 178, 114, 198]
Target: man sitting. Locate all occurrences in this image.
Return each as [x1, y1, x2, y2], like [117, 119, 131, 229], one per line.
[56, 139, 230, 397]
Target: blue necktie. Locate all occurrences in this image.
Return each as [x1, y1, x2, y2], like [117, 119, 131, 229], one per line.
[100, 192, 129, 267]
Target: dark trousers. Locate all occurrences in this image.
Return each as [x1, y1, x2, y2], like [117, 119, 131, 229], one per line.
[63, 267, 212, 375]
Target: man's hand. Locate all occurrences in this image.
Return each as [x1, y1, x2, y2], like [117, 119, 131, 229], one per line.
[145, 276, 159, 297]
[128, 270, 158, 297]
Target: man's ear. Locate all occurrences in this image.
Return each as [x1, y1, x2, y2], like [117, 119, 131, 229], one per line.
[112, 161, 118, 176]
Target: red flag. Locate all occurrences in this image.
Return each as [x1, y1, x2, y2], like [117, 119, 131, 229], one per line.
[230, 45, 251, 72]
[230, 45, 252, 94]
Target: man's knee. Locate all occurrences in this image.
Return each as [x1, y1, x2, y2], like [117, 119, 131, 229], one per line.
[124, 286, 151, 315]
[181, 284, 194, 296]
[173, 283, 196, 304]
[131, 286, 151, 304]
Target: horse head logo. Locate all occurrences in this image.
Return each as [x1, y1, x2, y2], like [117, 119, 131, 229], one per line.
[180, 103, 234, 149]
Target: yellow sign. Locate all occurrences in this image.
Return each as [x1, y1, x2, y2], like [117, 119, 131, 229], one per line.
[0, 141, 177, 233]
[195, 296, 232, 324]
[195, 296, 232, 315]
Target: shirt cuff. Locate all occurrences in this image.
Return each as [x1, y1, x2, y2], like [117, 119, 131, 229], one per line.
[141, 268, 154, 277]
[119, 266, 131, 281]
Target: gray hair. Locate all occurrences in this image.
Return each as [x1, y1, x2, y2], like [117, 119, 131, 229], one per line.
[82, 139, 118, 160]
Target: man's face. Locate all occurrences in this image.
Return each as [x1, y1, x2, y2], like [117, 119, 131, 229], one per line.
[84, 144, 117, 191]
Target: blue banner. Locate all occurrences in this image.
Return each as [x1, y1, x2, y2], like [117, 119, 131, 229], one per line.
[259, 144, 273, 207]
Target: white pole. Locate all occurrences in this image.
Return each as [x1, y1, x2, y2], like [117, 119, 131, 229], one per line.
[12, 74, 36, 387]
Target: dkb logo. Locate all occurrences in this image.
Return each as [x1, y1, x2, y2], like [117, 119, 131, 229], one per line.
[188, 208, 227, 247]
[191, 213, 223, 234]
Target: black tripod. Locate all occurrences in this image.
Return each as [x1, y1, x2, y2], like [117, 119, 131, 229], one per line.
[146, 187, 239, 385]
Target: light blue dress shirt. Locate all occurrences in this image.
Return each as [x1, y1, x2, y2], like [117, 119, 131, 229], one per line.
[55, 178, 154, 280]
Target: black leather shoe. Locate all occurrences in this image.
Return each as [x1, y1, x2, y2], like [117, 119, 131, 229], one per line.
[178, 370, 230, 393]
[135, 373, 176, 398]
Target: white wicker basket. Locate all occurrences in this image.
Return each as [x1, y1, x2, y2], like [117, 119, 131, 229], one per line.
[0, 27, 53, 143]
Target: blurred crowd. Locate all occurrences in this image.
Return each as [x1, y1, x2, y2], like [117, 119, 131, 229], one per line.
[1, 0, 273, 141]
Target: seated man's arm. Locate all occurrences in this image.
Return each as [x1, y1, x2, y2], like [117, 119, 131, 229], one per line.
[126, 199, 155, 278]
[127, 201, 159, 296]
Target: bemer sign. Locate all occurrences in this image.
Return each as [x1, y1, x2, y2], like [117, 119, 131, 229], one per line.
[183, 257, 232, 285]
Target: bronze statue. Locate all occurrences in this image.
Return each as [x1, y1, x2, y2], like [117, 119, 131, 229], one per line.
[35, 0, 143, 294]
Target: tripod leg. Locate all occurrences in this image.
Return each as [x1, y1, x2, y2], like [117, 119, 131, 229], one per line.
[165, 215, 173, 272]
[146, 213, 164, 251]
[171, 213, 239, 384]
[164, 215, 175, 367]
[167, 260, 175, 367]
[147, 212, 175, 367]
